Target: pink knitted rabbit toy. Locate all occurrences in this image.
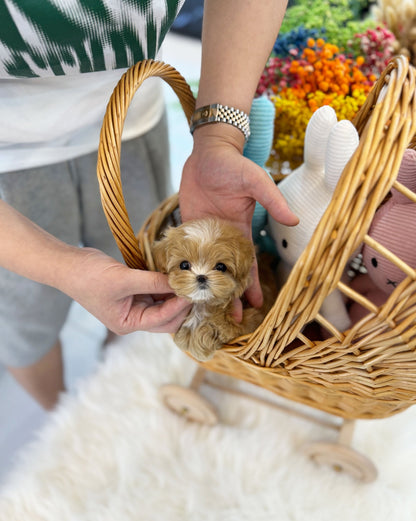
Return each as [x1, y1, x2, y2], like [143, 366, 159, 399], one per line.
[349, 148, 416, 323]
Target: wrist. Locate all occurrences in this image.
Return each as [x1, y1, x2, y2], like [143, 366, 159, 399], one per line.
[46, 243, 85, 294]
[190, 103, 251, 143]
[191, 119, 246, 154]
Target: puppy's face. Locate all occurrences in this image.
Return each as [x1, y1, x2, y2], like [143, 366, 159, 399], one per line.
[153, 219, 255, 304]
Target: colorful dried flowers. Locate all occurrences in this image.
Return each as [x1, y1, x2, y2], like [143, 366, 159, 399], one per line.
[257, 14, 397, 169]
[349, 25, 397, 76]
[373, 0, 416, 66]
[272, 25, 326, 58]
[279, 0, 376, 52]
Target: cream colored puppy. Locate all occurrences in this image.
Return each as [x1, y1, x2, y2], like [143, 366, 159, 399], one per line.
[153, 218, 265, 361]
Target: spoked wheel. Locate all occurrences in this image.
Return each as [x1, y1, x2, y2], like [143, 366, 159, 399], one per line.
[159, 384, 219, 425]
[302, 442, 378, 483]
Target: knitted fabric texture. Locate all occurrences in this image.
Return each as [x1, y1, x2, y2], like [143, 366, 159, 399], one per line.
[243, 96, 275, 245]
[269, 105, 359, 331]
[363, 148, 416, 293]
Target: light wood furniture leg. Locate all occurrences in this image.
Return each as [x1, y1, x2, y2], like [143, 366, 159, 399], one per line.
[159, 367, 219, 425]
[302, 419, 378, 483]
[160, 371, 378, 482]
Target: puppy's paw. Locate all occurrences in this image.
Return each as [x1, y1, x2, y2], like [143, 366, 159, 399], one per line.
[189, 345, 217, 362]
[173, 325, 218, 361]
[189, 323, 224, 362]
[191, 332, 220, 362]
[173, 327, 191, 353]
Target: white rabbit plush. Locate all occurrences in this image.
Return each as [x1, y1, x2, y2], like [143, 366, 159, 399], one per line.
[269, 105, 359, 331]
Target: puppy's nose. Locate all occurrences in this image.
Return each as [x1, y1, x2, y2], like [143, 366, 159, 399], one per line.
[196, 274, 208, 285]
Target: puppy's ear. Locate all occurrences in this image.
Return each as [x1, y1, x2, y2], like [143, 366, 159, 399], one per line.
[227, 235, 256, 296]
[152, 225, 184, 273]
[152, 236, 169, 273]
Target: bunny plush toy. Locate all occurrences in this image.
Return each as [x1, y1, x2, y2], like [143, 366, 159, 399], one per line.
[349, 148, 416, 323]
[269, 105, 359, 331]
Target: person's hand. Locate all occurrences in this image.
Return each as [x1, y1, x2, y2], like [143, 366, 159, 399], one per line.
[0, 199, 191, 334]
[179, 123, 298, 308]
[60, 247, 192, 335]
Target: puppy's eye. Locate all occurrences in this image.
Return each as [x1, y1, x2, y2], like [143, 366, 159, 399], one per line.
[215, 262, 227, 272]
[282, 239, 288, 248]
[180, 261, 191, 270]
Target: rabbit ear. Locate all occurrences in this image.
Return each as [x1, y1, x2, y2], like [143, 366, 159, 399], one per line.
[324, 119, 359, 192]
[304, 105, 338, 172]
[392, 148, 416, 204]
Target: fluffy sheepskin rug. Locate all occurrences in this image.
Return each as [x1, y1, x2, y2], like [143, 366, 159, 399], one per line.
[0, 331, 415, 521]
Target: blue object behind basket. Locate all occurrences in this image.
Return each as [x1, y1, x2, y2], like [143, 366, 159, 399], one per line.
[244, 96, 277, 253]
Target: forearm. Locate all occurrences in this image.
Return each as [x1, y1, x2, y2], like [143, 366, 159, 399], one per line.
[0, 200, 192, 334]
[0, 199, 80, 292]
[197, 0, 287, 112]
[180, 0, 292, 307]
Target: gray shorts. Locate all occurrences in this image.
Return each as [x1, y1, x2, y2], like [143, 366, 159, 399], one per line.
[0, 113, 171, 367]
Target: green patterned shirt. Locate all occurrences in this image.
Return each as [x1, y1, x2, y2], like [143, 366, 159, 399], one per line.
[0, 0, 184, 78]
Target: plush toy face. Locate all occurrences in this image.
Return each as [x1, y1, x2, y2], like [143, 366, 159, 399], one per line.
[272, 172, 334, 266]
[362, 148, 416, 294]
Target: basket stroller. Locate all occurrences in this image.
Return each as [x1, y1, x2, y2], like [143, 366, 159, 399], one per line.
[97, 56, 416, 482]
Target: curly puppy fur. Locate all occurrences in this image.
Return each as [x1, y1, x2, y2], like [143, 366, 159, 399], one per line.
[153, 218, 267, 361]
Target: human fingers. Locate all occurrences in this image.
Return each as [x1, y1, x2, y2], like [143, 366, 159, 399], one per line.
[230, 297, 243, 323]
[121, 269, 175, 297]
[130, 295, 192, 333]
[246, 164, 299, 226]
[244, 259, 263, 309]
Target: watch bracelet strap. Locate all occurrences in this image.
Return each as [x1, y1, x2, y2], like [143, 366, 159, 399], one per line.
[190, 103, 251, 141]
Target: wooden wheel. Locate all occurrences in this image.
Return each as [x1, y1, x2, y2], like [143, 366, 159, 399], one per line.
[302, 442, 378, 483]
[159, 384, 219, 425]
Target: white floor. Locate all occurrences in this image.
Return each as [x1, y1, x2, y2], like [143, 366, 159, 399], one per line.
[0, 32, 202, 486]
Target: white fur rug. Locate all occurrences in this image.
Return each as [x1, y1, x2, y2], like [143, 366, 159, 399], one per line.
[0, 331, 415, 521]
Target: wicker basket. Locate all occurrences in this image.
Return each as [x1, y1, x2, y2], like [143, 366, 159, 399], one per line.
[97, 57, 416, 421]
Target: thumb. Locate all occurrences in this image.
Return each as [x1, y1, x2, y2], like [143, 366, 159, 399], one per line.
[121, 268, 174, 296]
[248, 164, 299, 226]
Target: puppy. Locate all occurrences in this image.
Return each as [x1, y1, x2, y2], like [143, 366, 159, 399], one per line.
[153, 218, 267, 361]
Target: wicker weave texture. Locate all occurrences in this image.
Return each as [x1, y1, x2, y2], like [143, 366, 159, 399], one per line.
[97, 60, 195, 270]
[97, 57, 416, 420]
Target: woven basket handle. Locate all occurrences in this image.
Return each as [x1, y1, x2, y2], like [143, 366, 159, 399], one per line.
[97, 60, 196, 269]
